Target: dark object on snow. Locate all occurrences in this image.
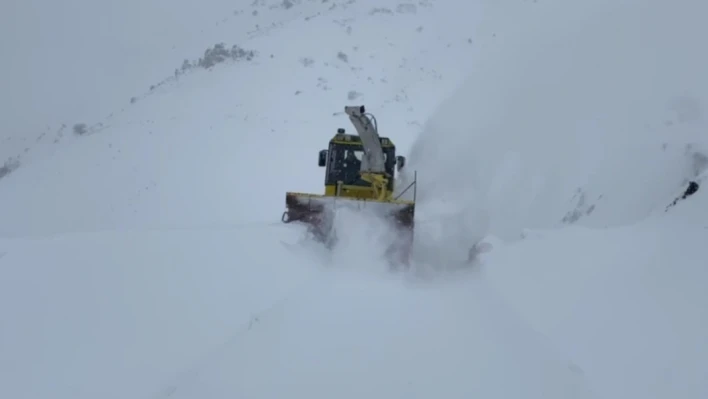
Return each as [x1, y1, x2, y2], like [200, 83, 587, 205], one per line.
[685, 181, 700, 197]
[666, 180, 700, 210]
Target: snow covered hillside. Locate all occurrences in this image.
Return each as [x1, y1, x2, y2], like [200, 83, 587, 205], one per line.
[402, 0, 708, 240]
[0, 0, 481, 236]
[0, 0, 475, 193]
[1, 1, 707, 399]
[400, 1, 708, 398]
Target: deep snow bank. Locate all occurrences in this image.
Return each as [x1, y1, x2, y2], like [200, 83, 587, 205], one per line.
[401, 0, 708, 241]
[157, 263, 593, 399]
[485, 210, 708, 399]
[0, 224, 320, 399]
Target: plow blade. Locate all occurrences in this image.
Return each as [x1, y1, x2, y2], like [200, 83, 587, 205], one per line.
[282, 191, 415, 266]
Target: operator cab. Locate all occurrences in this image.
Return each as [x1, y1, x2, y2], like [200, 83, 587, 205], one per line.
[317, 128, 406, 191]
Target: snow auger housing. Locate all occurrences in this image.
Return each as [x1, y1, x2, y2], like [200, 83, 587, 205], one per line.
[282, 105, 417, 266]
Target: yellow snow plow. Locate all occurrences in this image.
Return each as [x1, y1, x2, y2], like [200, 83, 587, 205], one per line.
[281, 105, 417, 267]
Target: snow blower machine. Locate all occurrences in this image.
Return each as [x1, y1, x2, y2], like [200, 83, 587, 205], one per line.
[281, 105, 417, 267]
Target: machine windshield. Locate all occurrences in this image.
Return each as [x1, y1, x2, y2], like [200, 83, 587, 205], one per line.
[328, 145, 394, 187]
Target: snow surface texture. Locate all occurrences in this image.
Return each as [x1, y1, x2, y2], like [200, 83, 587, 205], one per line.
[1, 0, 707, 399]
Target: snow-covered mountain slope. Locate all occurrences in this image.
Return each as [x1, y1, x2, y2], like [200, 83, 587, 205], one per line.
[0, 0, 476, 188]
[397, 4, 708, 396]
[1, 1, 707, 399]
[400, 0, 708, 241]
[2, 0, 251, 144]
[0, 0, 479, 237]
